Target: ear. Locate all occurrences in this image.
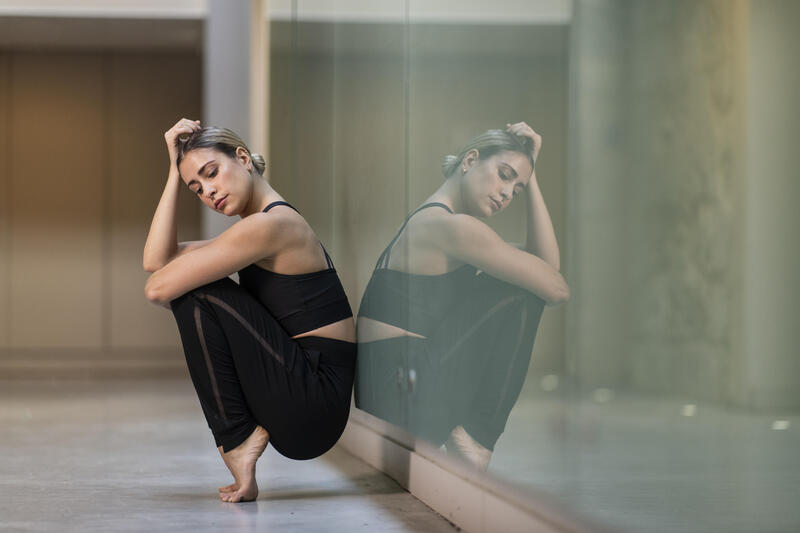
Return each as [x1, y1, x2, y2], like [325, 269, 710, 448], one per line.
[463, 148, 479, 168]
[235, 146, 251, 169]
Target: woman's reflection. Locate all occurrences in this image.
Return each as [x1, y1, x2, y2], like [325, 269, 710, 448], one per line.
[356, 122, 569, 470]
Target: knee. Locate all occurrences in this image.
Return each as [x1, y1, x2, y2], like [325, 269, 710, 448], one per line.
[167, 278, 230, 311]
[179, 277, 239, 301]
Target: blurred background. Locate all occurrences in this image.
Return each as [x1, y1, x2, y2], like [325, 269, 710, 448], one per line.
[1, 1, 798, 531]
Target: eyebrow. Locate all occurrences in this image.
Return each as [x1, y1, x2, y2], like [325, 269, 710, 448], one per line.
[186, 160, 215, 188]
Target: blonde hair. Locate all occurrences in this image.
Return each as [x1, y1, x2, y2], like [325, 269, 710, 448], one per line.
[442, 128, 533, 178]
[175, 126, 266, 176]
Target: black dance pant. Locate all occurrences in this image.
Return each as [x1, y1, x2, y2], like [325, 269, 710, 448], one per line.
[169, 277, 356, 460]
[355, 273, 545, 451]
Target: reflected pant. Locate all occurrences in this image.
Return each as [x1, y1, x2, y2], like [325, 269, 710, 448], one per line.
[355, 273, 545, 451]
[169, 277, 356, 460]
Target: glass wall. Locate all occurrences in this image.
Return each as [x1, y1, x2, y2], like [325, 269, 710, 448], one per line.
[268, 1, 800, 531]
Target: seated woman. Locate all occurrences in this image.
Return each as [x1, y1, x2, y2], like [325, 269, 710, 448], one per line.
[356, 122, 568, 471]
[143, 118, 356, 503]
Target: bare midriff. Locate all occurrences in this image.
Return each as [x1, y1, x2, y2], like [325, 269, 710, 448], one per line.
[356, 316, 426, 343]
[291, 316, 357, 343]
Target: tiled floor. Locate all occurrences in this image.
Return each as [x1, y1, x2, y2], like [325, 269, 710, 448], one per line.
[0, 379, 456, 532]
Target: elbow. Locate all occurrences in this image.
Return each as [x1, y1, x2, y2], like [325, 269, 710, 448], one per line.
[144, 283, 160, 304]
[143, 255, 165, 273]
[545, 276, 570, 307]
[144, 277, 168, 306]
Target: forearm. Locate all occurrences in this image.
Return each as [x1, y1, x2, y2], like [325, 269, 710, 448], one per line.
[524, 173, 561, 271]
[143, 165, 182, 271]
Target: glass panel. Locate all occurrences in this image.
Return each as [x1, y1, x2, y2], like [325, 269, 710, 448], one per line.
[270, 1, 800, 531]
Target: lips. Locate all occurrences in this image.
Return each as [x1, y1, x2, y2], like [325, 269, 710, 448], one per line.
[214, 195, 227, 210]
[490, 198, 502, 211]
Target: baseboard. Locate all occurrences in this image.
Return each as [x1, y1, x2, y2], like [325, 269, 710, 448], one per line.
[337, 408, 610, 533]
[0, 347, 186, 379]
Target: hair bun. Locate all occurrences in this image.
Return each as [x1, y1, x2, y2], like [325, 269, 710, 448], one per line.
[441, 154, 460, 178]
[250, 153, 266, 175]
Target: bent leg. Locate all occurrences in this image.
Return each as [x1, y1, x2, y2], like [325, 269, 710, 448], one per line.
[411, 273, 546, 450]
[170, 277, 347, 458]
[170, 279, 259, 452]
[170, 277, 311, 453]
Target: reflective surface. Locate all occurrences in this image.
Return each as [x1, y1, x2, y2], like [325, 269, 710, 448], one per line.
[268, 0, 800, 531]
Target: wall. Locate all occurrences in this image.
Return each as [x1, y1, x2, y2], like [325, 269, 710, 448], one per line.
[0, 49, 202, 376]
[743, 0, 800, 409]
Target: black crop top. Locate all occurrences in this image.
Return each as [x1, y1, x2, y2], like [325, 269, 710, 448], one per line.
[357, 203, 478, 338]
[237, 201, 353, 337]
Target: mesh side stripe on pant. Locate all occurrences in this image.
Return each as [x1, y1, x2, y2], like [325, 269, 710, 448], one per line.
[194, 305, 227, 419]
[201, 293, 286, 366]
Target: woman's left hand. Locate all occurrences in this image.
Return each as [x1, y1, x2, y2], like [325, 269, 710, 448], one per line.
[506, 121, 542, 164]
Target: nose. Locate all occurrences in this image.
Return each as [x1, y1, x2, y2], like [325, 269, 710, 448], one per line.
[500, 185, 512, 201]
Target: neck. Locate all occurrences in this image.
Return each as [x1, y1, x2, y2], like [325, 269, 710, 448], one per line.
[239, 175, 284, 218]
[425, 175, 467, 215]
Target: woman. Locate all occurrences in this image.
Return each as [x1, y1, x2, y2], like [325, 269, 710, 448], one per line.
[356, 122, 568, 471]
[143, 118, 356, 503]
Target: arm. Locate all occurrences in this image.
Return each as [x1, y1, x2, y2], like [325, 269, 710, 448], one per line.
[144, 212, 292, 306]
[433, 215, 569, 306]
[524, 173, 560, 271]
[142, 118, 203, 272]
[506, 121, 561, 270]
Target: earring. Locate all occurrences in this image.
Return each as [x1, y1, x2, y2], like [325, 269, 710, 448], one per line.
[462, 166, 467, 174]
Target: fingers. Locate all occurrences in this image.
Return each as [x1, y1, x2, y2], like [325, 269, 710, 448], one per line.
[506, 121, 535, 137]
[506, 121, 543, 163]
[165, 118, 202, 139]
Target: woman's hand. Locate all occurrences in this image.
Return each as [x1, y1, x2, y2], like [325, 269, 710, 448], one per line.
[165, 118, 201, 167]
[506, 121, 542, 164]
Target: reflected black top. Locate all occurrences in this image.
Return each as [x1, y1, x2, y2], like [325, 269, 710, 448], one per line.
[358, 203, 478, 338]
[238, 201, 353, 337]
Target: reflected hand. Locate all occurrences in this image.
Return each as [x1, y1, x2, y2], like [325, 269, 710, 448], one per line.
[506, 121, 542, 164]
[165, 117, 202, 167]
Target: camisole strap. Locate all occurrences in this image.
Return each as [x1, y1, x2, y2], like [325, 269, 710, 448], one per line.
[375, 202, 454, 269]
[262, 200, 297, 213]
[262, 200, 335, 269]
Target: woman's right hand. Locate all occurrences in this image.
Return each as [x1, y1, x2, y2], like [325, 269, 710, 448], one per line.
[165, 118, 201, 167]
[506, 121, 542, 164]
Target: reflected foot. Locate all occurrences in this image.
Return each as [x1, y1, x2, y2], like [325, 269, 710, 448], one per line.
[445, 425, 492, 471]
[216, 425, 269, 502]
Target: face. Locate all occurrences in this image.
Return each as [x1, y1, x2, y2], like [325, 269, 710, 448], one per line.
[461, 150, 533, 217]
[178, 147, 253, 215]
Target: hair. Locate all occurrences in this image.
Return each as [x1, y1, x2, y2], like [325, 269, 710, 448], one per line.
[441, 128, 534, 179]
[175, 126, 266, 177]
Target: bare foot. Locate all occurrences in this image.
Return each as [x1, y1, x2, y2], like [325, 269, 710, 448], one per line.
[445, 425, 492, 471]
[216, 425, 269, 502]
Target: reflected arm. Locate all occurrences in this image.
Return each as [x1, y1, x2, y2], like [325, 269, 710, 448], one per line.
[434, 214, 569, 306]
[524, 171, 561, 271]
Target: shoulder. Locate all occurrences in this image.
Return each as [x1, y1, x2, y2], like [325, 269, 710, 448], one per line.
[415, 210, 497, 248]
[222, 207, 307, 249]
